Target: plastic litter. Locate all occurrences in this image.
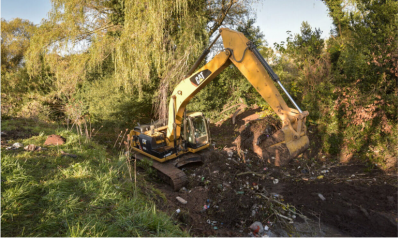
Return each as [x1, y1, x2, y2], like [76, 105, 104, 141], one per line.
[264, 225, 269, 231]
[176, 196, 187, 204]
[6, 142, 24, 150]
[236, 191, 244, 195]
[176, 209, 181, 214]
[318, 193, 326, 201]
[13, 142, 23, 148]
[249, 221, 264, 236]
[227, 149, 234, 157]
[317, 175, 324, 179]
[321, 170, 329, 174]
[213, 226, 218, 230]
[273, 179, 279, 184]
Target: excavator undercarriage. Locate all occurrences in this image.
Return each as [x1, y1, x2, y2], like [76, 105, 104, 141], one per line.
[127, 28, 310, 191]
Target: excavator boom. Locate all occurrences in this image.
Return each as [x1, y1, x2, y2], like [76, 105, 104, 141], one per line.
[165, 28, 309, 165]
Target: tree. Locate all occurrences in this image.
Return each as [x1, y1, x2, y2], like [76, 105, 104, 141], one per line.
[1, 18, 36, 72]
[25, 0, 258, 121]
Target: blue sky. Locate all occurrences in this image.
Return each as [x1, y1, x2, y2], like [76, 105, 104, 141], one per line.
[1, 0, 334, 46]
[254, 0, 334, 46]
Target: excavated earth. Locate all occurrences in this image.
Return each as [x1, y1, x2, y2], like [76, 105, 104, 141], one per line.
[150, 107, 398, 237]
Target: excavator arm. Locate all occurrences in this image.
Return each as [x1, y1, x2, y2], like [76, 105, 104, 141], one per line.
[166, 28, 309, 164]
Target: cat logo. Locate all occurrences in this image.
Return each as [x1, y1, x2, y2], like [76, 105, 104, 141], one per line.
[190, 69, 212, 86]
[142, 139, 147, 145]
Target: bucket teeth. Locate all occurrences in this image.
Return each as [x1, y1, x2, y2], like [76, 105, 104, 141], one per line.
[260, 128, 309, 166]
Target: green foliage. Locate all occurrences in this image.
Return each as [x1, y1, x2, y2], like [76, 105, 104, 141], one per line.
[273, 0, 398, 169]
[1, 119, 188, 237]
[187, 18, 268, 121]
[276, 22, 324, 62]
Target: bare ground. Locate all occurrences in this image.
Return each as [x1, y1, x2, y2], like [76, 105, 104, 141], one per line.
[149, 108, 398, 237]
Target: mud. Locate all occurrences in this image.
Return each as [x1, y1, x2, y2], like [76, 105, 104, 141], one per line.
[151, 108, 398, 237]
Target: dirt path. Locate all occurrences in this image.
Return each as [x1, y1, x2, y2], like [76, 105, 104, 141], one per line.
[150, 108, 398, 237]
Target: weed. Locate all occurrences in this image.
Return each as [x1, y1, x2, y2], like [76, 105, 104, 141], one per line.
[1, 119, 188, 237]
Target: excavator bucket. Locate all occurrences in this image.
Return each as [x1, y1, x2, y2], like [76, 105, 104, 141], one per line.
[262, 126, 309, 166]
[238, 110, 310, 166]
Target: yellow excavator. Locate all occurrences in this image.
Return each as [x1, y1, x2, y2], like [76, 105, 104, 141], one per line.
[128, 28, 309, 190]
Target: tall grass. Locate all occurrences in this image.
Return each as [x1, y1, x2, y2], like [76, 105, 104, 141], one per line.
[1, 119, 188, 237]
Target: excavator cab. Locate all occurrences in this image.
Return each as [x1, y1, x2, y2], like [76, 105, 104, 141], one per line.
[184, 112, 210, 149]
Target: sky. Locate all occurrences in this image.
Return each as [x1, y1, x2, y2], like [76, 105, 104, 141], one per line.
[1, 0, 334, 47]
[254, 0, 334, 46]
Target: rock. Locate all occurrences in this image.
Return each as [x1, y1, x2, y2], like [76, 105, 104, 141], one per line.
[44, 135, 66, 146]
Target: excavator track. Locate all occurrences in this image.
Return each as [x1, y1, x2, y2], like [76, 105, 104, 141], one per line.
[133, 152, 205, 191]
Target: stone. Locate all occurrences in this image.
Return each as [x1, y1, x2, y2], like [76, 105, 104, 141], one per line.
[44, 135, 66, 146]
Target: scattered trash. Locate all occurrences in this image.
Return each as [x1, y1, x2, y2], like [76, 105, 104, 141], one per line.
[1, 131, 7, 136]
[249, 221, 264, 237]
[272, 193, 282, 198]
[176, 209, 181, 214]
[61, 150, 78, 158]
[24, 144, 37, 151]
[302, 178, 309, 181]
[301, 169, 309, 174]
[321, 170, 329, 174]
[6, 142, 24, 150]
[201, 177, 205, 181]
[179, 187, 187, 193]
[213, 226, 218, 230]
[176, 196, 187, 204]
[13, 142, 23, 148]
[351, 174, 355, 178]
[273, 179, 279, 184]
[264, 225, 269, 231]
[263, 167, 267, 171]
[318, 193, 326, 201]
[227, 149, 234, 157]
[236, 191, 244, 195]
[317, 175, 324, 179]
[223, 182, 231, 187]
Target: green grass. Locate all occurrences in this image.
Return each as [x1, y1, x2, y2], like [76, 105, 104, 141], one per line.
[1, 119, 188, 237]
